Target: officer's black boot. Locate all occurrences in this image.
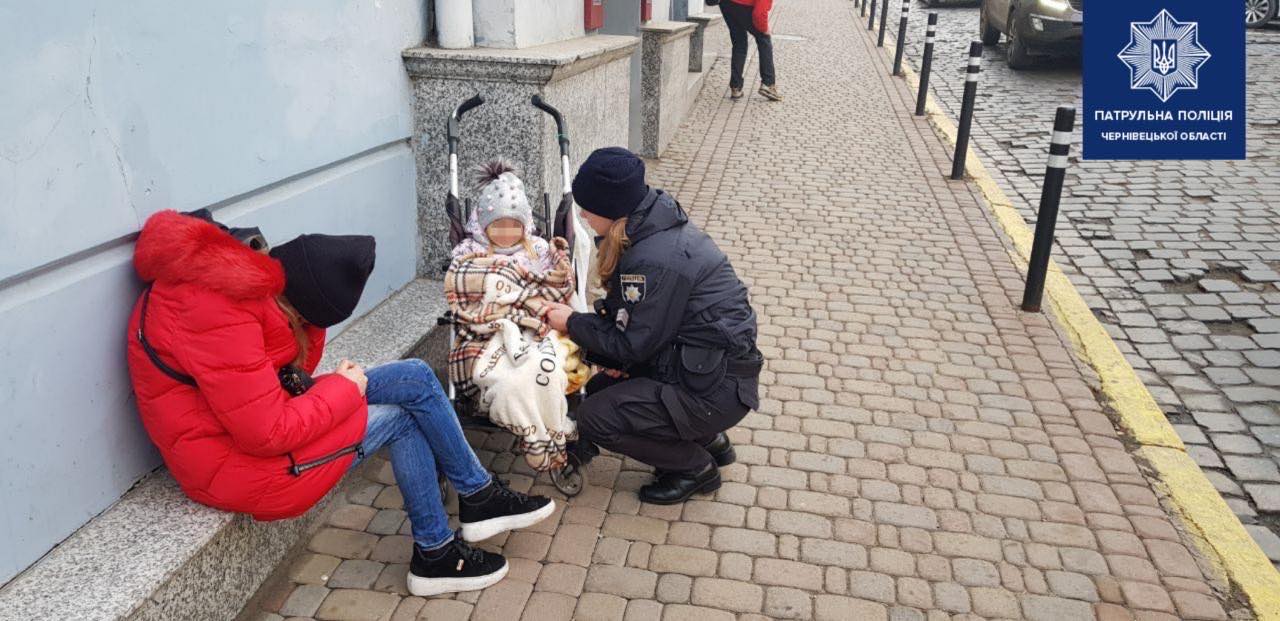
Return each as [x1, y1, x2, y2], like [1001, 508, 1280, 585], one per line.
[654, 434, 735, 479]
[639, 462, 721, 505]
[568, 440, 600, 466]
[704, 432, 736, 467]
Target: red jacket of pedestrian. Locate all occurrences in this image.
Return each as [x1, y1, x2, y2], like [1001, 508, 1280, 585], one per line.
[127, 210, 367, 521]
[728, 0, 774, 34]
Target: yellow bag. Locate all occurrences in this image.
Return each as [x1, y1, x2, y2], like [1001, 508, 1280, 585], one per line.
[558, 335, 593, 394]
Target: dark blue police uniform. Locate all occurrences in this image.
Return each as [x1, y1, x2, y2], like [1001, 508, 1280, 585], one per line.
[566, 189, 763, 479]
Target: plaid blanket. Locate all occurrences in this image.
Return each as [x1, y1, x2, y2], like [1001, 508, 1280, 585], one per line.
[446, 237, 575, 398]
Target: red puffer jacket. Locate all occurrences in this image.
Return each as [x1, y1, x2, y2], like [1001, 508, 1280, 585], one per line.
[728, 0, 774, 34]
[127, 211, 367, 520]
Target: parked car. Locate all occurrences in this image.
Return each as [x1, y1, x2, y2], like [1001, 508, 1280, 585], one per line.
[979, 0, 1083, 69]
[1246, 0, 1277, 28]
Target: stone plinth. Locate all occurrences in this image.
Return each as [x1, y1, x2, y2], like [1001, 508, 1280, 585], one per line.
[687, 13, 725, 73]
[403, 35, 639, 275]
[639, 21, 698, 158]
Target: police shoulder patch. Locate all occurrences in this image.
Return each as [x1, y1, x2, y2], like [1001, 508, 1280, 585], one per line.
[620, 274, 646, 304]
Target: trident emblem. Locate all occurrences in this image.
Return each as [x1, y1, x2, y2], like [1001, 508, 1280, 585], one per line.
[1151, 39, 1177, 75]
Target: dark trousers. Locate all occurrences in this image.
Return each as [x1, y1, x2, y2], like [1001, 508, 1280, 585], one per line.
[722, 1, 776, 89]
[573, 374, 721, 472]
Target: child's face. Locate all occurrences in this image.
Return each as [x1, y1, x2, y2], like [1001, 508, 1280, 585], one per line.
[486, 218, 525, 248]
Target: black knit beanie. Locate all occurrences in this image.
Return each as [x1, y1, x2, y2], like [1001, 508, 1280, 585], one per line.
[572, 147, 649, 220]
[270, 234, 376, 328]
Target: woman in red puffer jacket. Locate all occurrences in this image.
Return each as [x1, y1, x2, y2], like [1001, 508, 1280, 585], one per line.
[126, 210, 555, 596]
[722, 0, 781, 101]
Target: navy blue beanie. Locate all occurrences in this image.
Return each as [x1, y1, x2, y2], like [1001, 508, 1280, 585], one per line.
[572, 147, 649, 220]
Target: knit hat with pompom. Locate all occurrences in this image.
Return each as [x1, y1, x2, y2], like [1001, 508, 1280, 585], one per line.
[473, 160, 533, 232]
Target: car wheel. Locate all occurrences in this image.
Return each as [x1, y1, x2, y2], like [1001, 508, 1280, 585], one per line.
[1006, 17, 1034, 69]
[1245, 0, 1277, 28]
[979, 2, 1001, 45]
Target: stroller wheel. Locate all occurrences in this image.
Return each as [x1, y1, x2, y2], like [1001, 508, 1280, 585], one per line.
[550, 453, 585, 497]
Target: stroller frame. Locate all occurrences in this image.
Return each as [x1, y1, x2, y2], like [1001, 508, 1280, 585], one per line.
[437, 94, 587, 497]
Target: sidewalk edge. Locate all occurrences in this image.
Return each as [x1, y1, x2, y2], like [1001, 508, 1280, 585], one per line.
[894, 53, 1280, 620]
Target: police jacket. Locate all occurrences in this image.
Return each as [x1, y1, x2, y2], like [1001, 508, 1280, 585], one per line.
[567, 189, 761, 426]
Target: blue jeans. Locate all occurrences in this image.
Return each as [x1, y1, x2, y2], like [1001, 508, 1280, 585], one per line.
[353, 359, 491, 550]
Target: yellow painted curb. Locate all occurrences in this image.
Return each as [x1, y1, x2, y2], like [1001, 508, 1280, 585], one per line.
[894, 53, 1280, 620]
[1140, 445, 1280, 616]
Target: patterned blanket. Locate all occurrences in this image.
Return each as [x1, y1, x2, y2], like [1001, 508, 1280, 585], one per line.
[445, 237, 575, 397]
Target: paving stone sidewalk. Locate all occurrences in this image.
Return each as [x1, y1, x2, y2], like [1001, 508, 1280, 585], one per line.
[240, 2, 1248, 619]
[890, 4, 1280, 556]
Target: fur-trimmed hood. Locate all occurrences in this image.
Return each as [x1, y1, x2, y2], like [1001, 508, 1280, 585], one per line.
[133, 210, 284, 300]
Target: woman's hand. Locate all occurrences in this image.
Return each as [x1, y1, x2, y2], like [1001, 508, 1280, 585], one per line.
[545, 303, 574, 333]
[336, 360, 368, 397]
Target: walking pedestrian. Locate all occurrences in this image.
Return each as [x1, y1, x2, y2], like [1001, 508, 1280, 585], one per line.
[545, 147, 763, 505]
[719, 0, 781, 101]
[126, 210, 555, 597]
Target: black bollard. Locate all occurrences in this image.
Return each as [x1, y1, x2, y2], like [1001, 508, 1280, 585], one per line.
[1021, 107, 1077, 313]
[892, 0, 910, 75]
[950, 41, 983, 180]
[878, 0, 890, 46]
[915, 12, 938, 115]
[868, 0, 876, 30]
[861, 0, 867, 18]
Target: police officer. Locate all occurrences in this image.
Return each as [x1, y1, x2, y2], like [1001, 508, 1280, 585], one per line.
[546, 147, 762, 505]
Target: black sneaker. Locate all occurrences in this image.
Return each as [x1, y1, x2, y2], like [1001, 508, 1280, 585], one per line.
[459, 477, 556, 542]
[408, 538, 508, 597]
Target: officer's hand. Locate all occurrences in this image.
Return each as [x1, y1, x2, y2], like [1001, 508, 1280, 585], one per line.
[602, 368, 629, 379]
[546, 303, 573, 333]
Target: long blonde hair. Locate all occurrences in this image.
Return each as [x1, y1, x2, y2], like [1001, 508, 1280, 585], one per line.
[596, 217, 630, 292]
[275, 297, 310, 368]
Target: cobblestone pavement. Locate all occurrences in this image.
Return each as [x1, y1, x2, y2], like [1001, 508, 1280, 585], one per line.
[889, 2, 1280, 561]
[241, 2, 1248, 619]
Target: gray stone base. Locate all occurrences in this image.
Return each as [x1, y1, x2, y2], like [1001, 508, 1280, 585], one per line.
[0, 280, 448, 621]
[687, 13, 725, 73]
[403, 36, 639, 276]
[687, 51, 719, 103]
[639, 21, 699, 158]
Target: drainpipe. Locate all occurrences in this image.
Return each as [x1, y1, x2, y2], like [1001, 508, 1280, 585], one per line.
[436, 0, 475, 49]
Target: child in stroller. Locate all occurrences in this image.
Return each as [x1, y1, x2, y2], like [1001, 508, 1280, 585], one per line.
[445, 160, 590, 477]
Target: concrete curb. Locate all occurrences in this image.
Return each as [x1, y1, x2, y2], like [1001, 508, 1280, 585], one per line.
[880, 21, 1280, 621]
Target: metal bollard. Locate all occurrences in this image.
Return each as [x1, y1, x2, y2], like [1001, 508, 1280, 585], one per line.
[878, 0, 890, 46]
[915, 12, 938, 115]
[892, 0, 910, 76]
[950, 41, 983, 180]
[867, 0, 876, 29]
[861, 0, 867, 18]
[1021, 107, 1077, 313]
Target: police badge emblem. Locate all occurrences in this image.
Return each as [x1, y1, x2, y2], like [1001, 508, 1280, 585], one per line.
[620, 274, 646, 304]
[1117, 9, 1211, 103]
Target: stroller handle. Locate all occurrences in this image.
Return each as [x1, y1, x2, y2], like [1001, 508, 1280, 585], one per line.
[531, 95, 570, 156]
[447, 94, 485, 155]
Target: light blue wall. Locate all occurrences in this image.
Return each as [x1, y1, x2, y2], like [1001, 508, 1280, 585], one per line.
[0, 0, 426, 584]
